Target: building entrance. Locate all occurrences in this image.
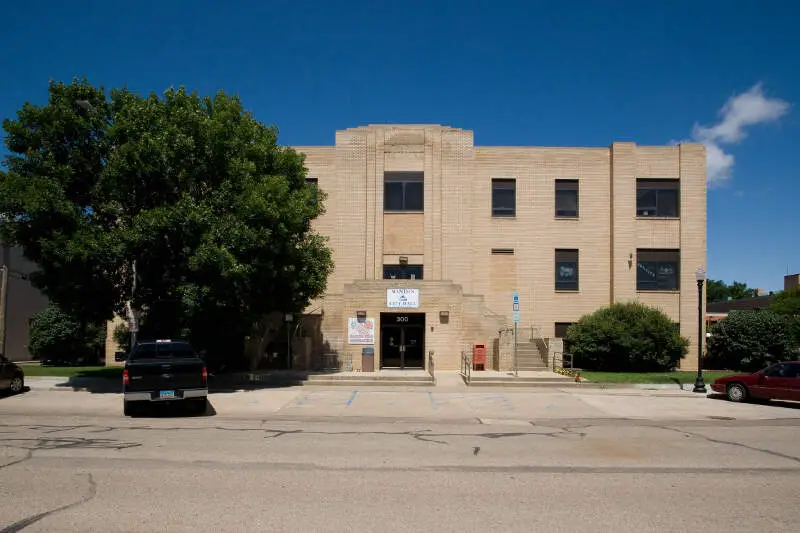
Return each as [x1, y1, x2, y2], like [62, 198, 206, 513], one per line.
[380, 313, 425, 369]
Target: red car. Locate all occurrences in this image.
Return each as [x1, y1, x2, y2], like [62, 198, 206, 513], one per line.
[711, 361, 800, 403]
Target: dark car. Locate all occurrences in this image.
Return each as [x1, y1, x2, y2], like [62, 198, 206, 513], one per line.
[122, 339, 208, 416]
[0, 354, 25, 394]
[711, 361, 800, 403]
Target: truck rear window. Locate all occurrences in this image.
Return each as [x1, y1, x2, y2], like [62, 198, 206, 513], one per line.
[130, 343, 196, 360]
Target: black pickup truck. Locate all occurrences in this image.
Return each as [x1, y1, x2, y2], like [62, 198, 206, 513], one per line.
[122, 339, 208, 416]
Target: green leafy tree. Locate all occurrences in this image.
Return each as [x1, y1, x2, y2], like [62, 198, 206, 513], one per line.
[706, 310, 794, 372]
[28, 304, 105, 365]
[769, 287, 800, 345]
[1, 79, 333, 369]
[706, 279, 759, 303]
[565, 302, 688, 372]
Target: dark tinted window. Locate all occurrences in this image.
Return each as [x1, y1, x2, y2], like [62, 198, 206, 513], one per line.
[492, 179, 516, 217]
[764, 363, 799, 378]
[637, 249, 680, 291]
[555, 249, 579, 291]
[383, 265, 424, 280]
[555, 180, 579, 217]
[384, 172, 424, 212]
[306, 177, 318, 205]
[131, 342, 196, 360]
[637, 179, 679, 217]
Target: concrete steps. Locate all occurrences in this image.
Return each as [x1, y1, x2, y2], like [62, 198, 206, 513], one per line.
[304, 372, 435, 387]
[516, 343, 548, 371]
[465, 371, 575, 388]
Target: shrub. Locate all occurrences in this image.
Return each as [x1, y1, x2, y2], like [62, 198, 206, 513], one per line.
[706, 310, 794, 372]
[29, 304, 105, 365]
[565, 302, 689, 371]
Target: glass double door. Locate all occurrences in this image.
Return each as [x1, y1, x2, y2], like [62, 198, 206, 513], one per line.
[380, 313, 425, 369]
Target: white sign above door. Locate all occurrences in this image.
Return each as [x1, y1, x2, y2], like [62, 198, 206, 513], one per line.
[386, 288, 420, 308]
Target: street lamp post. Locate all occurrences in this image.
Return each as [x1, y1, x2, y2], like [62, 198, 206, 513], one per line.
[693, 267, 707, 393]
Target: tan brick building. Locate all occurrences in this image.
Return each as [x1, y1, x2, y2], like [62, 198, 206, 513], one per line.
[288, 124, 709, 373]
[292, 124, 708, 373]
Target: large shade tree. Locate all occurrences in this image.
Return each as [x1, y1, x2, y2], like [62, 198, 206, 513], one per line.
[0, 79, 332, 368]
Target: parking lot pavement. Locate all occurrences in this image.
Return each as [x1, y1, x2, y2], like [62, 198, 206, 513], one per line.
[4, 384, 800, 422]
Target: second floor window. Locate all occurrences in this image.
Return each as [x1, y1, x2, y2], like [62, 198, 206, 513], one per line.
[555, 179, 579, 217]
[637, 249, 680, 291]
[555, 249, 579, 291]
[384, 172, 424, 212]
[636, 179, 679, 217]
[491, 179, 516, 217]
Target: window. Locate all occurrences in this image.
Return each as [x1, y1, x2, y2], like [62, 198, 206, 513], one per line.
[636, 179, 679, 217]
[555, 249, 579, 291]
[554, 322, 574, 338]
[383, 264, 423, 280]
[491, 179, 516, 217]
[384, 172, 424, 212]
[637, 249, 680, 291]
[555, 180, 579, 217]
[306, 177, 318, 204]
[491, 248, 515, 255]
[763, 363, 800, 378]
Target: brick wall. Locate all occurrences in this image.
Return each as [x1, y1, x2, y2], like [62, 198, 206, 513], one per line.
[296, 125, 706, 371]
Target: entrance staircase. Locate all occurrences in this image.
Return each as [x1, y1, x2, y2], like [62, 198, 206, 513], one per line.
[304, 369, 435, 387]
[516, 342, 548, 371]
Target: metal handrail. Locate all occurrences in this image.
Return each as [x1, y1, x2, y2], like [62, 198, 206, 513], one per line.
[460, 350, 472, 384]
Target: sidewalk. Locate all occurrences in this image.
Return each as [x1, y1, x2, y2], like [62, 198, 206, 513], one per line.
[16, 373, 800, 422]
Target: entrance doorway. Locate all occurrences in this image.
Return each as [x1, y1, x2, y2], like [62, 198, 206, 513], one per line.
[380, 313, 425, 369]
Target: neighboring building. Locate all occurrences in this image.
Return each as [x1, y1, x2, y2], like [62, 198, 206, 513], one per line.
[290, 124, 707, 372]
[0, 243, 49, 362]
[705, 273, 798, 326]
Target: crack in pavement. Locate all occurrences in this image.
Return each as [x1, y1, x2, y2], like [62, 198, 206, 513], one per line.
[0, 450, 33, 470]
[0, 472, 97, 533]
[658, 425, 800, 465]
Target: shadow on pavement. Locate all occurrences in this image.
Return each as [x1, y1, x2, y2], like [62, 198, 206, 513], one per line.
[126, 398, 218, 418]
[0, 386, 31, 398]
[54, 370, 315, 394]
[707, 392, 800, 410]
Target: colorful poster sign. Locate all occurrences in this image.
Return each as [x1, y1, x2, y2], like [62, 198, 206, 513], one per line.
[347, 318, 375, 344]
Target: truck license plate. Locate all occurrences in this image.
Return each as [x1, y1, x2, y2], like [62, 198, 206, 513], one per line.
[160, 390, 175, 399]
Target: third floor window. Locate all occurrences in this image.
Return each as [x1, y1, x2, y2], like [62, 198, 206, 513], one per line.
[636, 179, 679, 217]
[491, 178, 516, 217]
[555, 179, 579, 217]
[384, 172, 424, 212]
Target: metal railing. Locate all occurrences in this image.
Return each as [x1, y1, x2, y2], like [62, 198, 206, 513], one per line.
[527, 324, 543, 343]
[460, 349, 472, 384]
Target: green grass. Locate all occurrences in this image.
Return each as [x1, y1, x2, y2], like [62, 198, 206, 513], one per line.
[22, 365, 123, 379]
[576, 371, 739, 384]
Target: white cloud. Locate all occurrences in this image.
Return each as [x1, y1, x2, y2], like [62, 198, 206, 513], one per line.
[685, 83, 790, 186]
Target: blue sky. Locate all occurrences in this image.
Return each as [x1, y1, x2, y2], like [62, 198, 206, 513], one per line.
[1, 0, 797, 291]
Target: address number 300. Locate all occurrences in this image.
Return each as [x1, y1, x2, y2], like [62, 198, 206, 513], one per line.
[396, 316, 409, 323]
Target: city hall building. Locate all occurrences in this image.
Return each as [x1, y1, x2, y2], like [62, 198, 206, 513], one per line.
[289, 124, 707, 373]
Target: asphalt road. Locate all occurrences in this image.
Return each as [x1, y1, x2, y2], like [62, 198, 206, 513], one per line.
[1, 398, 799, 532]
